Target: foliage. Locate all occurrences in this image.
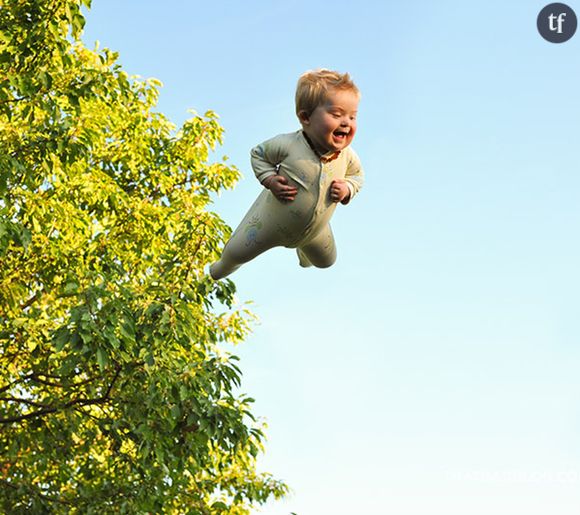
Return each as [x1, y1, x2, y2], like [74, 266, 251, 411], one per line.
[0, 0, 287, 512]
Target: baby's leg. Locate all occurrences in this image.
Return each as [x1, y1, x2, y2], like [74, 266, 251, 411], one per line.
[296, 224, 337, 269]
[210, 193, 287, 279]
[210, 230, 278, 279]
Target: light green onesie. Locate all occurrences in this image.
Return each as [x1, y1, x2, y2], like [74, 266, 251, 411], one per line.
[209, 130, 364, 279]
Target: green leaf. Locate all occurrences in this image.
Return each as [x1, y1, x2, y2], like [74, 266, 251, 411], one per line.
[64, 281, 79, 294]
[96, 348, 108, 370]
[170, 405, 181, 420]
[53, 328, 69, 352]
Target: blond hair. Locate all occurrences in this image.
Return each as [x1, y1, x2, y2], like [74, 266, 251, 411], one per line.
[295, 69, 360, 117]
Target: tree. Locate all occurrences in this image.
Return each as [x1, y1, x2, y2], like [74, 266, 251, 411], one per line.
[0, 1, 287, 512]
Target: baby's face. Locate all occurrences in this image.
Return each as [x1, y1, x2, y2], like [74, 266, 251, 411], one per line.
[301, 89, 359, 154]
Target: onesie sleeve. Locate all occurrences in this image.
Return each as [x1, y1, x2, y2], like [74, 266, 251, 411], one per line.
[342, 148, 364, 205]
[250, 133, 291, 184]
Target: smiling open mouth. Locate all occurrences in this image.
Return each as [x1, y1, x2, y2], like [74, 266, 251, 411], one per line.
[333, 130, 349, 138]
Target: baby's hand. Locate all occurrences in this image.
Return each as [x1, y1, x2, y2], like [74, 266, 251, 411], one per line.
[330, 179, 350, 204]
[263, 175, 298, 202]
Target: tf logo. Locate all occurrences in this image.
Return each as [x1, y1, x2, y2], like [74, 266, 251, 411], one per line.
[537, 3, 578, 42]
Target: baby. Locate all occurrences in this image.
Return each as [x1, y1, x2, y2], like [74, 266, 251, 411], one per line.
[209, 69, 364, 280]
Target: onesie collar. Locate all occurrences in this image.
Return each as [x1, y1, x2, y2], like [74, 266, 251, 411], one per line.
[301, 131, 341, 163]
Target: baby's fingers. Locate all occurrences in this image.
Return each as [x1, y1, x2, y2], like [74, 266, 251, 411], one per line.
[330, 186, 345, 202]
[278, 187, 297, 201]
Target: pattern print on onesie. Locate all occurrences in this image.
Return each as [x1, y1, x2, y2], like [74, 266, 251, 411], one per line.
[294, 168, 308, 186]
[244, 215, 262, 247]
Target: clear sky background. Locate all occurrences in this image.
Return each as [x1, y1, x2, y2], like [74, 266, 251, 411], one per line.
[82, 2, 580, 514]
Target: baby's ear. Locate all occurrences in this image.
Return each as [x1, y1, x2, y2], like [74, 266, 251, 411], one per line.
[298, 110, 310, 126]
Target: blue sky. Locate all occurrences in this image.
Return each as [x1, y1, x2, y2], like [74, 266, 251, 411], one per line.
[83, 2, 580, 513]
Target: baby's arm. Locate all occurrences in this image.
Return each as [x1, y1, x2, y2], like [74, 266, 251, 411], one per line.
[251, 134, 297, 202]
[332, 149, 364, 205]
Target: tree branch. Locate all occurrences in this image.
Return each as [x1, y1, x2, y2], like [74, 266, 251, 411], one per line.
[0, 365, 122, 424]
[0, 478, 74, 506]
[0, 396, 51, 409]
[0, 373, 32, 395]
[20, 291, 41, 311]
[28, 372, 100, 389]
[0, 96, 28, 105]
